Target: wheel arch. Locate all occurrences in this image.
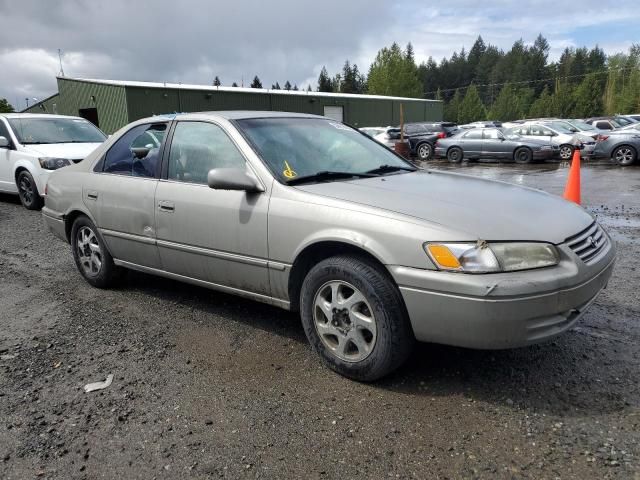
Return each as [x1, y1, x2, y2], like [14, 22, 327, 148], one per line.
[287, 240, 395, 313]
[63, 208, 99, 243]
[612, 143, 638, 158]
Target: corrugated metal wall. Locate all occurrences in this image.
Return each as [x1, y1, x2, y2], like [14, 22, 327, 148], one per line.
[23, 94, 60, 115]
[123, 87, 442, 128]
[43, 79, 443, 132]
[56, 78, 129, 134]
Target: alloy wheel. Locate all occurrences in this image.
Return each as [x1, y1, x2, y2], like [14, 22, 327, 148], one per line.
[559, 146, 573, 160]
[313, 281, 377, 362]
[76, 226, 103, 276]
[18, 174, 34, 206]
[615, 147, 635, 165]
[418, 144, 431, 160]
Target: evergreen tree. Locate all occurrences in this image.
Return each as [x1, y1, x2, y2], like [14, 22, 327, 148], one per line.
[284, 81, 292, 90]
[271, 82, 281, 90]
[250, 76, 262, 88]
[306, 85, 312, 92]
[231, 82, 238, 87]
[458, 85, 487, 123]
[367, 42, 423, 98]
[0, 98, 14, 113]
[213, 76, 221, 86]
[572, 73, 604, 118]
[444, 89, 462, 122]
[293, 84, 299, 91]
[488, 84, 521, 121]
[528, 86, 554, 117]
[317, 66, 333, 92]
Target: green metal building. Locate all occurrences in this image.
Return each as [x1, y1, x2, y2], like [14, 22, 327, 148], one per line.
[24, 77, 443, 134]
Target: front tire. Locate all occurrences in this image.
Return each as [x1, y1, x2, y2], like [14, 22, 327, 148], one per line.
[416, 142, 433, 161]
[71, 215, 122, 288]
[514, 147, 533, 164]
[613, 145, 637, 166]
[300, 255, 414, 382]
[447, 147, 463, 163]
[17, 170, 43, 210]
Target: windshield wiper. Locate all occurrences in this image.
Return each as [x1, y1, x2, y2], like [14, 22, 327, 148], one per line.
[20, 141, 53, 145]
[286, 170, 377, 186]
[364, 164, 416, 175]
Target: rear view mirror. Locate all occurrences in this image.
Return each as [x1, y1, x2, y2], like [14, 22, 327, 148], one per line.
[0, 136, 9, 148]
[207, 168, 264, 193]
[131, 147, 150, 159]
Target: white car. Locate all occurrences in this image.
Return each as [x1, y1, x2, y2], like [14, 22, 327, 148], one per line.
[506, 122, 598, 160]
[0, 113, 106, 209]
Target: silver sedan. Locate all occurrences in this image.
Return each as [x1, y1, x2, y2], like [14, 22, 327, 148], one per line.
[42, 111, 616, 381]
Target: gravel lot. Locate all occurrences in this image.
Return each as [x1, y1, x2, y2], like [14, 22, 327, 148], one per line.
[0, 160, 639, 479]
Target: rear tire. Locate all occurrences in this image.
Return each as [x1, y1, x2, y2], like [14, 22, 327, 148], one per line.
[514, 147, 533, 164]
[613, 145, 637, 166]
[416, 142, 433, 161]
[17, 170, 43, 210]
[447, 147, 463, 163]
[71, 215, 122, 288]
[559, 144, 574, 161]
[299, 255, 414, 382]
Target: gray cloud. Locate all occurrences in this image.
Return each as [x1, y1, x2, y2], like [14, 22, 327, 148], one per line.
[1, 0, 639, 110]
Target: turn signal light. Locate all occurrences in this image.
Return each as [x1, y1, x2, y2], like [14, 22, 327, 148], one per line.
[426, 245, 461, 269]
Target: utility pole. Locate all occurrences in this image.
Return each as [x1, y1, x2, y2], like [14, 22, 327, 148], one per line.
[58, 49, 65, 77]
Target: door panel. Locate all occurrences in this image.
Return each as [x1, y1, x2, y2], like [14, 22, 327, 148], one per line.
[155, 182, 270, 294]
[0, 120, 16, 192]
[93, 175, 161, 268]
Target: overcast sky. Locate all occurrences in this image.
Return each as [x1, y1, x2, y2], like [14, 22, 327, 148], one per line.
[1, 0, 639, 110]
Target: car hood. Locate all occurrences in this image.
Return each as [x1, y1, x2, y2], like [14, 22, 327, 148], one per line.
[21, 142, 103, 160]
[295, 170, 593, 244]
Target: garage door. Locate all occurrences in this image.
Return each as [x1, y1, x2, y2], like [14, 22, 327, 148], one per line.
[323, 106, 344, 122]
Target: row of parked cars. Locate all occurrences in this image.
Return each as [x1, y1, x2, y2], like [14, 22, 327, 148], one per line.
[360, 114, 640, 166]
[0, 110, 616, 381]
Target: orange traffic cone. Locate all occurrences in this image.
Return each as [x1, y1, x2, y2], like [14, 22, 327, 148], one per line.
[563, 148, 581, 204]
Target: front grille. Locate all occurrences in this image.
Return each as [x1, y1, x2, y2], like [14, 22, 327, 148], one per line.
[566, 222, 608, 264]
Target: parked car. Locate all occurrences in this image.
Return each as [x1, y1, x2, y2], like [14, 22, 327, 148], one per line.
[627, 114, 640, 122]
[584, 116, 635, 130]
[43, 111, 615, 381]
[402, 122, 459, 160]
[435, 127, 557, 163]
[366, 126, 402, 149]
[591, 131, 640, 166]
[359, 127, 386, 138]
[541, 119, 601, 134]
[0, 113, 106, 209]
[506, 122, 597, 160]
[459, 121, 503, 129]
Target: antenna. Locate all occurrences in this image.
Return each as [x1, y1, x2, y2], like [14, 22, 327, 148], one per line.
[58, 49, 65, 77]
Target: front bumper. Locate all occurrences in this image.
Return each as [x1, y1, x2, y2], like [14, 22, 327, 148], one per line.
[390, 237, 616, 349]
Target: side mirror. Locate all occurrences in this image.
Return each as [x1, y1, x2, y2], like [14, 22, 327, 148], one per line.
[0, 136, 9, 148]
[131, 147, 150, 159]
[207, 168, 264, 193]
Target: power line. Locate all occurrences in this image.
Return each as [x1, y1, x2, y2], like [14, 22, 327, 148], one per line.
[424, 65, 636, 98]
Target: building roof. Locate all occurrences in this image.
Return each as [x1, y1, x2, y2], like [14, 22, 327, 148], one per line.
[62, 77, 437, 103]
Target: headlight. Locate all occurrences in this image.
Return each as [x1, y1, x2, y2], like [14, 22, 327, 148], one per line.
[425, 241, 559, 273]
[39, 157, 72, 170]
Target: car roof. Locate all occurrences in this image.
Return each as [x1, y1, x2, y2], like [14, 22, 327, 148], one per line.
[0, 113, 86, 120]
[183, 110, 326, 121]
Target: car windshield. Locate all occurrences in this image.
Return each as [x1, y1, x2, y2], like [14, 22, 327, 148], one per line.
[613, 117, 633, 126]
[236, 117, 414, 182]
[568, 119, 596, 131]
[8, 117, 106, 145]
[546, 122, 573, 134]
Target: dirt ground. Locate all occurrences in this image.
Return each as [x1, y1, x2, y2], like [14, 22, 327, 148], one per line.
[0, 159, 638, 479]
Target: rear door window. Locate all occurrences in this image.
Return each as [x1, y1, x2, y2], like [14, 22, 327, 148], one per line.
[463, 129, 483, 139]
[100, 123, 167, 177]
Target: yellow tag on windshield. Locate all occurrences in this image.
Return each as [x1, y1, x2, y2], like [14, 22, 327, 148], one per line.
[283, 161, 297, 179]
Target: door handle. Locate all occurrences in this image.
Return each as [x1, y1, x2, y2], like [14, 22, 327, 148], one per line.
[158, 200, 175, 212]
[86, 190, 98, 200]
